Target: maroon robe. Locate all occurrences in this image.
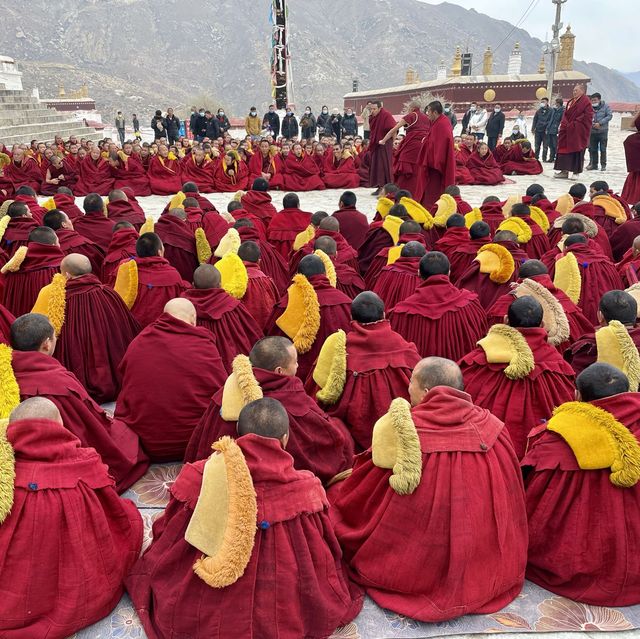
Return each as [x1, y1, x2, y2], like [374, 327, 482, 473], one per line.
[240, 190, 278, 228]
[331, 386, 527, 621]
[0, 174, 15, 203]
[622, 117, 640, 205]
[323, 154, 360, 189]
[565, 326, 640, 376]
[39, 164, 69, 196]
[181, 287, 262, 373]
[267, 207, 312, 260]
[523, 391, 640, 606]
[184, 207, 230, 251]
[147, 156, 183, 195]
[452, 194, 473, 214]
[237, 224, 290, 293]
[107, 198, 146, 228]
[460, 327, 576, 458]
[241, 261, 279, 331]
[112, 153, 152, 196]
[13, 194, 47, 223]
[53, 274, 140, 403]
[283, 153, 325, 191]
[548, 216, 612, 259]
[0, 216, 38, 257]
[393, 109, 431, 196]
[368, 108, 396, 189]
[518, 215, 551, 259]
[185, 367, 354, 482]
[479, 201, 507, 235]
[179, 154, 216, 192]
[213, 158, 250, 192]
[5, 157, 43, 193]
[0, 417, 142, 639]
[247, 151, 286, 190]
[610, 219, 640, 262]
[357, 222, 396, 276]
[0, 302, 14, 345]
[390, 274, 488, 360]
[103, 226, 138, 286]
[75, 155, 114, 195]
[128, 434, 362, 639]
[47, 192, 84, 220]
[154, 215, 199, 282]
[501, 145, 543, 175]
[466, 150, 504, 185]
[12, 349, 148, 492]
[289, 229, 358, 276]
[418, 113, 456, 209]
[332, 207, 369, 250]
[434, 226, 470, 259]
[55, 227, 105, 278]
[554, 94, 594, 173]
[493, 143, 511, 165]
[334, 259, 365, 300]
[455, 146, 474, 185]
[73, 212, 116, 252]
[449, 238, 491, 282]
[372, 256, 421, 310]
[364, 231, 428, 288]
[116, 313, 227, 461]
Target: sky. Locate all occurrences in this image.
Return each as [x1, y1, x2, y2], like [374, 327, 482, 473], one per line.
[418, 0, 640, 72]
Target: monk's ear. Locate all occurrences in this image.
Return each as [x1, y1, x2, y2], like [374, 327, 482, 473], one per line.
[597, 310, 604, 326]
[280, 432, 289, 450]
[503, 314, 509, 326]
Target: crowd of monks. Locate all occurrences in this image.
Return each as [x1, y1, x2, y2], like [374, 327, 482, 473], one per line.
[1, 151, 640, 638]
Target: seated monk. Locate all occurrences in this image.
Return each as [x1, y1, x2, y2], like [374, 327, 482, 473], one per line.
[0, 397, 143, 638]
[0, 200, 38, 257]
[314, 236, 365, 301]
[154, 209, 199, 281]
[180, 181, 218, 213]
[267, 254, 352, 381]
[181, 264, 262, 372]
[493, 137, 513, 164]
[13, 185, 47, 222]
[283, 143, 325, 191]
[479, 195, 508, 235]
[106, 188, 146, 229]
[460, 296, 576, 459]
[128, 397, 363, 639]
[1, 227, 63, 317]
[372, 241, 425, 310]
[617, 235, 640, 287]
[610, 210, 640, 262]
[332, 190, 369, 250]
[331, 357, 528, 621]
[179, 196, 230, 250]
[147, 145, 183, 195]
[213, 149, 250, 192]
[237, 240, 279, 332]
[389, 251, 488, 360]
[74, 193, 116, 252]
[179, 147, 216, 193]
[434, 214, 471, 259]
[523, 185, 562, 224]
[41, 186, 84, 221]
[43, 208, 105, 278]
[267, 192, 313, 260]
[466, 142, 504, 185]
[323, 144, 360, 189]
[116, 298, 227, 462]
[308, 292, 420, 451]
[32, 253, 140, 403]
[523, 363, 640, 606]
[501, 140, 543, 175]
[103, 221, 138, 286]
[574, 181, 631, 239]
[247, 139, 285, 190]
[4, 148, 42, 193]
[453, 135, 474, 185]
[110, 143, 151, 196]
[226, 200, 267, 241]
[443, 185, 473, 214]
[114, 231, 189, 328]
[40, 154, 72, 195]
[546, 214, 612, 267]
[7, 313, 148, 491]
[565, 289, 640, 378]
[185, 337, 354, 482]
[508, 202, 550, 259]
[74, 147, 114, 195]
[449, 221, 492, 281]
[241, 177, 278, 227]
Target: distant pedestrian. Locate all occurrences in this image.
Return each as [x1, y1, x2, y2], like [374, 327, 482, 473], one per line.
[300, 107, 317, 140]
[151, 110, 167, 141]
[532, 97, 552, 160]
[216, 108, 231, 134]
[262, 104, 280, 137]
[587, 92, 613, 172]
[342, 108, 358, 138]
[545, 98, 564, 162]
[444, 103, 457, 130]
[132, 114, 141, 140]
[514, 110, 528, 139]
[485, 104, 505, 151]
[115, 111, 125, 145]
[165, 108, 180, 145]
[330, 108, 343, 143]
[281, 106, 299, 139]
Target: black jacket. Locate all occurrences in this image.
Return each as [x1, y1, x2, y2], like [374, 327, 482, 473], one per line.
[342, 113, 358, 136]
[216, 115, 231, 133]
[461, 109, 474, 134]
[204, 117, 221, 140]
[446, 111, 457, 129]
[486, 111, 505, 137]
[300, 113, 317, 139]
[189, 112, 199, 135]
[532, 107, 552, 133]
[330, 114, 343, 138]
[263, 111, 280, 137]
[317, 112, 332, 136]
[151, 115, 167, 139]
[165, 114, 180, 136]
[281, 114, 299, 139]
[194, 114, 207, 137]
[546, 107, 564, 135]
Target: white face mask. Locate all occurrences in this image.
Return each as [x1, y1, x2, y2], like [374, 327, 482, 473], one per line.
[250, 111, 257, 116]
[540, 103, 547, 109]
[494, 107, 501, 113]
[470, 106, 476, 112]
[219, 111, 224, 116]
[305, 110, 311, 114]
[322, 109, 328, 114]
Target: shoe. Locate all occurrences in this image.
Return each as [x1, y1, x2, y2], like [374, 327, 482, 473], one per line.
[585, 165, 597, 171]
[554, 171, 569, 179]
[601, 166, 607, 171]
[371, 188, 381, 196]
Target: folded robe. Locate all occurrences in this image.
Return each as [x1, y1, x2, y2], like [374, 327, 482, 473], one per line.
[0, 216, 38, 257]
[147, 156, 183, 195]
[154, 215, 199, 281]
[501, 145, 543, 175]
[466, 150, 504, 185]
[267, 207, 312, 260]
[0, 302, 14, 344]
[45, 192, 84, 220]
[392, 109, 432, 196]
[283, 152, 325, 192]
[372, 256, 422, 311]
[103, 226, 138, 286]
[107, 198, 146, 229]
[240, 189, 277, 228]
[323, 154, 360, 189]
[449, 238, 492, 282]
[237, 224, 290, 293]
[0, 417, 143, 638]
[74, 155, 114, 195]
[332, 207, 369, 251]
[55, 227, 105, 279]
[73, 212, 116, 252]
[241, 261, 279, 332]
[111, 153, 151, 196]
[5, 157, 43, 193]
[434, 226, 471, 259]
[179, 154, 216, 193]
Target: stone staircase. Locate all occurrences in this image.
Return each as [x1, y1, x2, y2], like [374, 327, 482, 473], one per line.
[0, 87, 102, 146]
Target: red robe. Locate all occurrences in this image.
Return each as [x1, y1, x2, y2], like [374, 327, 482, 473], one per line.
[53, 274, 140, 403]
[555, 94, 594, 173]
[501, 145, 543, 175]
[331, 386, 527, 621]
[610, 219, 640, 262]
[434, 226, 470, 259]
[367, 108, 396, 189]
[241, 261, 279, 331]
[0, 216, 38, 257]
[154, 215, 199, 281]
[116, 312, 227, 461]
[185, 207, 230, 250]
[479, 201, 507, 235]
[213, 158, 250, 192]
[371, 256, 421, 311]
[493, 143, 511, 165]
[283, 153, 325, 191]
[289, 228, 358, 276]
[454, 146, 474, 185]
[267, 207, 312, 260]
[393, 109, 431, 196]
[73, 212, 116, 252]
[267, 274, 352, 381]
[389, 274, 488, 360]
[12, 349, 148, 492]
[334, 259, 365, 300]
[5, 157, 43, 193]
[332, 207, 369, 250]
[357, 223, 396, 276]
[466, 150, 504, 185]
[323, 154, 360, 189]
[180, 154, 216, 193]
[523, 391, 640, 606]
[247, 151, 286, 190]
[185, 368, 354, 482]
[147, 156, 183, 195]
[75, 155, 114, 195]
[364, 231, 429, 288]
[12, 194, 47, 223]
[460, 327, 576, 458]
[129, 256, 190, 328]
[112, 154, 151, 196]
[56, 227, 105, 278]
[518, 215, 551, 259]
[181, 287, 262, 372]
[47, 192, 84, 220]
[548, 216, 612, 259]
[237, 224, 290, 293]
[107, 198, 146, 228]
[2, 241, 63, 317]
[308, 319, 420, 450]
[103, 226, 138, 286]
[622, 115, 640, 205]
[39, 164, 69, 196]
[0, 302, 14, 345]
[0, 174, 15, 203]
[0, 417, 142, 639]
[128, 434, 362, 639]
[240, 190, 278, 228]
[448, 238, 491, 282]
[418, 113, 456, 209]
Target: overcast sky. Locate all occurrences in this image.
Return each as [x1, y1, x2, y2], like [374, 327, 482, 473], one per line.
[418, 0, 639, 72]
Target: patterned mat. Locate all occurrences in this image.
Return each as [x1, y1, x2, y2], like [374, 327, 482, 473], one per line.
[74, 463, 640, 639]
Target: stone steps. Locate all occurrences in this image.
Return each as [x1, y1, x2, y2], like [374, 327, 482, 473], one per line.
[0, 125, 102, 147]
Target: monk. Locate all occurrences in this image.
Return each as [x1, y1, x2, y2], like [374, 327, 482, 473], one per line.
[147, 145, 183, 195]
[237, 240, 280, 331]
[247, 139, 286, 190]
[226, 200, 267, 240]
[241, 177, 278, 227]
[32, 253, 139, 402]
[7, 313, 148, 491]
[554, 83, 594, 179]
[493, 137, 513, 164]
[466, 143, 504, 185]
[444, 184, 473, 214]
[116, 298, 226, 461]
[13, 185, 47, 222]
[128, 397, 362, 639]
[610, 210, 640, 262]
[154, 208, 199, 281]
[180, 181, 218, 213]
[510, 202, 550, 259]
[43, 186, 84, 220]
[418, 101, 456, 209]
[434, 214, 471, 258]
[449, 221, 492, 281]
[213, 149, 250, 192]
[0, 302, 14, 344]
[74, 192, 116, 251]
[622, 112, 640, 205]
[454, 135, 474, 185]
[103, 220, 138, 286]
[480, 195, 508, 235]
[390, 251, 487, 360]
[314, 235, 365, 300]
[267, 192, 313, 259]
[548, 212, 612, 261]
[0, 397, 143, 639]
[523, 363, 640, 606]
[185, 336, 354, 481]
[4, 148, 43, 193]
[181, 264, 262, 372]
[40, 154, 71, 195]
[367, 100, 397, 193]
[267, 254, 352, 381]
[323, 144, 360, 189]
[75, 147, 114, 195]
[460, 296, 576, 458]
[106, 188, 146, 228]
[501, 140, 543, 175]
[179, 146, 215, 192]
[110, 144, 151, 196]
[179, 197, 230, 249]
[332, 190, 369, 250]
[372, 241, 425, 310]
[0, 200, 38, 257]
[1, 227, 63, 317]
[331, 357, 528, 621]
[284, 143, 325, 191]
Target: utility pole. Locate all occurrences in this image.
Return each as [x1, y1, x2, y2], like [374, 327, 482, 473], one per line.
[543, 0, 567, 100]
[270, 0, 294, 109]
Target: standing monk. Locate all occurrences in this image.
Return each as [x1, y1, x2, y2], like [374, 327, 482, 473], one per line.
[368, 100, 396, 195]
[554, 84, 594, 180]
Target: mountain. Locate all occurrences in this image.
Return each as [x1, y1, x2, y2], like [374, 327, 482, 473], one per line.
[0, 0, 638, 124]
[624, 71, 640, 89]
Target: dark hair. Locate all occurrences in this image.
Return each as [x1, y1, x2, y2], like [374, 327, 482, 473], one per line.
[599, 290, 638, 325]
[6, 201, 29, 218]
[518, 259, 548, 278]
[83, 193, 104, 213]
[569, 183, 587, 199]
[43, 209, 67, 230]
[419, 251, 449, 279]
[561, 217, 585, 234]
[15, 185, 37, 197]
[591, 92, 602, 100]
[339, 191, 357, 208]
[282, 193, 300, 209]
[298, 254, 325, 277]
[577, 363, 629, 401]
[237, 397, 289, 439]
[590, 180, 609, 193]
[351, 291, 385, 323]
[10, 313, 54, 351]
[310, 211, 329, 227]
[182, 181, 199, 193]
[249, 336, 294, 371]
[136, 232, 163, 258]
[252, 177, 269, 192]
[28, 226, 58, 245]
[389, 204, 409, 220]
[565, 233, 588, 247]
[427, 101, 444, 114]
[507, 295, 543, 328]
[446, 214, 466, 229]
[238, 241, 261, 263]
[227, 200, 243, 213]
[469, 221, 491, 240]
[510, 203, 531, 218]
[400, 241, 427, 258]
[399, 220, 421, 235]
[526, 184, 545, 198]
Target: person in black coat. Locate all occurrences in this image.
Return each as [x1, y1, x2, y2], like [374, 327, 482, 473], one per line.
[342, 108, 358, 138]
[281, 108, 299, 139]
[485, 105, 505, 151]
[151, 110, 167, 140]
[300, 107, 317, 140]
[532, 98, 552, 160]
[189, 107, 199, 139]
[165, 108, 180, 144]
[317, 106, 332, 138]
[193, 108, 206, 142]
[545, 98, 564, 163]
[216, 109, 231, 134]
[330, 109, 343, 143]
[461, 103, 477, 135]
[204, 111, 221, 140]
[263, 105, 280, 137]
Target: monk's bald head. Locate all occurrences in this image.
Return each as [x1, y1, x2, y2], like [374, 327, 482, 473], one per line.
[164, 298, 197, 326]
[399, 220, 421, 235]
[314, 236, 337, 256]
[249, 337, 297, 376]
[494, 230, 518, 243]
[518, 260, 547, 279]
[351, 291, 384, 323]
[113, 220, 134, 232]
[577, 363, 630, 402]
[565, 233, 588, 248]
[319, 217, 339, 232]
[168, 207, 187, 221]
[409, 357, 464, 406]
[61, 253, 92, 278]
[183, 197, 199, 209]
[507, 295, 543, 328]
[298, 254, 325, 278]
[401, 241, 426, 258]
[10, 397, 62, 425]
[237, 241, 260, 264]
[237, 397, 289, 446]
[193, 264, 220, 289]
[108, 189, 128, 202]
[29, 226, 59, 246]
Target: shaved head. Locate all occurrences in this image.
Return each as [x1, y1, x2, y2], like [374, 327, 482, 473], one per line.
[193, 264, 220, 289]
[518, 260, 547, 278]
[61, 253, 92, 277]
[494, 230, 518, 243]
[314, 236, 337, 256]
[400, 241, 426, 258]
[183, 197, 199, 208]
[10, 397, 62, 424]
[409, 357, 464, 406]
[108, 189, 128, 202]
[168, 207, 187, 220]
[163, 298, 197, 325]
[319, 217, 340, 232]
[29, 226, 58, 246]
[237, 397, 289, 443]
[249, 336, 297, 376]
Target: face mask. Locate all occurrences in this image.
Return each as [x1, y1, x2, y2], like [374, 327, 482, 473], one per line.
[494, 107, 501, 113]
[219, 111, 224, 116]
[305, 110, 311, 114]
[322, 109, 328, 114]
[513, 128, 519, 133]
[347, 111, 352, 116]
[444, 107, 450, 113]
[540, 103, 547, 108]
[250, 111, 257, 116]
[592, 102, 600, 108]
[286, 111, 292, 115]
[470, 106, 476, 112]
[199, 111, 205, 116]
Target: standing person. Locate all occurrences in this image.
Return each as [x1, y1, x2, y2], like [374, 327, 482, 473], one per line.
[281, 106, 299, 139]
[622, 112, 640, 205]
[342, 107, 358, 138]
[368, 100, 396, 195]
[132, 113, 141, 140]
[151, 109, 167, 141]
[317, 105, 331, 138]
[165, 107, 180, 144]
[203, 110, 221, 141]
[461, 102, 477, 135]
[115, 111, 126, 145]
[554, 83, 594, 180]
[469, 105, 488, 141]
[361, 104, 371, 141]
[514, 110, 529, 139]
[532, 97, 552, 160]
[300, 106, 317, 141]
[546, 98, 564, 163]
[587, 92, 613, 172]
[262, 104, 280, 137]
[444, 103, 457, 130]
[188, 106, 198, 139]
[194, 107, 206, 142]
[330, 108, 343, 143]
[245, 106, 262, 139]
[216, 108, 231, 134]
[486, 103, 505, 151]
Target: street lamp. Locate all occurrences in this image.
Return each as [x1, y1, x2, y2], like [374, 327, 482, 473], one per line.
[542, 0, 568, 100]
